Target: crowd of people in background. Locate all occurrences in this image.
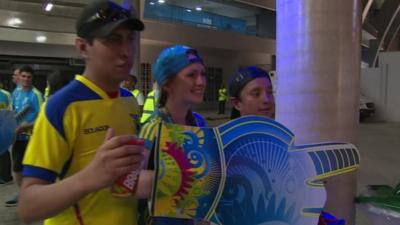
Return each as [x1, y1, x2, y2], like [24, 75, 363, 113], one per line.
[0, 65, 44, 208]
[1, 1, 335, 225]
[0, 59, 276, 225]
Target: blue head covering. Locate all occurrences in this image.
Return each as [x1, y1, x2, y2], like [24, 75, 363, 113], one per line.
[153, 45, 203, 86]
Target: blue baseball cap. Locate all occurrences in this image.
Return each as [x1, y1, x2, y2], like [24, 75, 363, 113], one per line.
[153, 45, 204, 86]
[228, 66, 271, 97]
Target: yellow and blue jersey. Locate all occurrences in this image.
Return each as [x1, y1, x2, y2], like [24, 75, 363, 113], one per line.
[0, 88, 11, 110]
[22, 75, 141, 225]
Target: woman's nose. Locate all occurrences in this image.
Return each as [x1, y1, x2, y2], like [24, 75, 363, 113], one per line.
[195, 74, 206, 86]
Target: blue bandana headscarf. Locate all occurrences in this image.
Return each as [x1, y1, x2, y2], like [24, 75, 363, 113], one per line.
[153, 45, 204, 86]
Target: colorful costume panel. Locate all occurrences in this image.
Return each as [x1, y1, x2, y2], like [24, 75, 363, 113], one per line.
[149, 116, 360, 225]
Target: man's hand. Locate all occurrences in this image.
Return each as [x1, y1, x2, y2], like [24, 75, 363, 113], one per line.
[80, 128, 145, 192]
[16, 126, 25, 134]
[15, 124, 33, 134]
[18, 128, 145, 223]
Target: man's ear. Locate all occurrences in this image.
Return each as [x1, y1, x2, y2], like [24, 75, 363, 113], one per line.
[75, 37, 89, 59]
[229, 97, 241, 111]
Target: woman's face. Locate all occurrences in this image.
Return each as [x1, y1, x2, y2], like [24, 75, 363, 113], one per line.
[164, 62, 206, 106]
[231, 77, 275, 119]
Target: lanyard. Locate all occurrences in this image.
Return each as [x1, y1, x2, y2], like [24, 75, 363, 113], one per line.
[156, 108, 198, 127]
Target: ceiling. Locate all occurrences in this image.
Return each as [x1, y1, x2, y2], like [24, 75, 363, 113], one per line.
[165, 0, 262, 19]
[0, 0, 86, 18]
[0, 0, 263, 20]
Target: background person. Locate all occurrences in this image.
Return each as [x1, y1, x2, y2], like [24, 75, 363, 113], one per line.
[0, 85, 13, 185]
[218, 84, 227, 114]
[47, 70, 75, 97]
[228, 66, 275, 119]
[11, 67, 21, 92]
[140, 81, 158, 124]
[0, 85, 11, 110]
[122, 74, 144, 115]
[1, 67, 23, 187]
[5, 65, 44, 207]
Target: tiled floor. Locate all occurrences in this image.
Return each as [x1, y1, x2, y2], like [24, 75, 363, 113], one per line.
[355, 121, 400, 225]
[1, 115, 399, 225]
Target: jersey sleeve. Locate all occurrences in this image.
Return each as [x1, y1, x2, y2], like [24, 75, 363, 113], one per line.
[139, 118, 161, 152]
[22, 102, 72, 183]
[0, 90, 11, 110]
[33, 88, 44, 106]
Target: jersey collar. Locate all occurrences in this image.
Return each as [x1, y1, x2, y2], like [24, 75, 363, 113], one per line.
[75, 75, 119, 100]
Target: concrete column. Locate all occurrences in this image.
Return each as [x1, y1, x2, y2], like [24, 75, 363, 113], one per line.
[276, 1, 361, 224]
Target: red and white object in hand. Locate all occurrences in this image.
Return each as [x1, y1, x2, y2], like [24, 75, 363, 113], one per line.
[111, 139, 145, 197]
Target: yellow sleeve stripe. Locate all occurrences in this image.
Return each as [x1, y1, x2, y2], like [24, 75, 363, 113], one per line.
[75, 75, 110, 100]
[140, 119, 159, 151]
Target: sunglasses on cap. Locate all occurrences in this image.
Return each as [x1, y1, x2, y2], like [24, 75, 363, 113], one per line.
[85, 1, 131, 24]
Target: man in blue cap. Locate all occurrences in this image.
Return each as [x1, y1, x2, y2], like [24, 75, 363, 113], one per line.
[228, 66, 275, 119]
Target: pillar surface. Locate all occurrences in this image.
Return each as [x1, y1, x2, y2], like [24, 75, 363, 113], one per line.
[276, 1, 361, 224]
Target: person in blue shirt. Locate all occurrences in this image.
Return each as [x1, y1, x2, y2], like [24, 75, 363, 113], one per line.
[12, 68, 21, 91]
[0, 87, 11, 110]
[0, 87, 13, 185]
[5, 65, 43, 207]
[1, 67, 25, 187]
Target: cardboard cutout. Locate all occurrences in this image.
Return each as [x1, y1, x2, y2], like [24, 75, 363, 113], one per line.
[150, 116, 360, 225]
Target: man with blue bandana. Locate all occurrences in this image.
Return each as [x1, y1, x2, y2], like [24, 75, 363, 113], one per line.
[139, 45, 207, 224]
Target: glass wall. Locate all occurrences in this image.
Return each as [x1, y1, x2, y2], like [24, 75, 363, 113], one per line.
[143, 0, 275, 38]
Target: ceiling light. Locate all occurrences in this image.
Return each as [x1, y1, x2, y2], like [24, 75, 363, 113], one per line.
[149, 2, 155, 5]
[7, 18, 22, 27]
[158, 0, 165, 4]
[36, 35, 47, 43]
[45, 3, 53, 12]
[186, 9, 192, 12]
[195, 7, 202, 11]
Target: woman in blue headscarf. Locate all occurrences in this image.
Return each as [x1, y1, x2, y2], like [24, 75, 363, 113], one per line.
[139, 45, 207, 225]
